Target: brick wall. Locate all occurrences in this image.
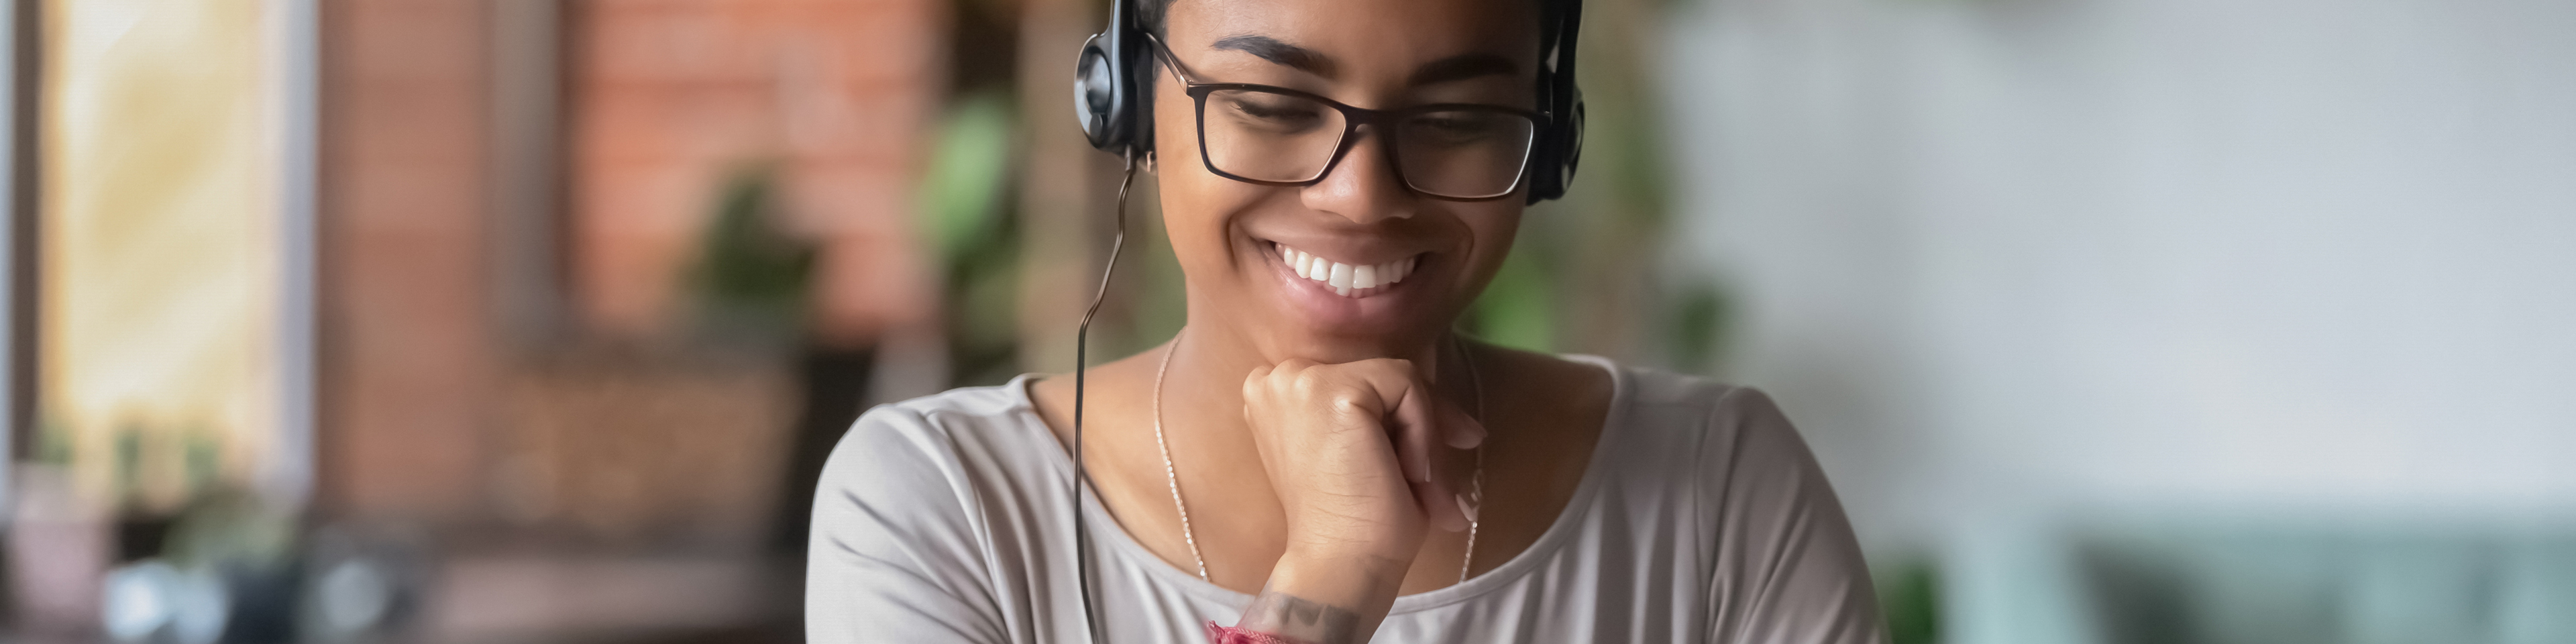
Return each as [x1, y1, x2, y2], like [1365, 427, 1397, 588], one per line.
[315, 0, 948, 529]
[569, 0, 945, 346]
[317, 0, 496, 523]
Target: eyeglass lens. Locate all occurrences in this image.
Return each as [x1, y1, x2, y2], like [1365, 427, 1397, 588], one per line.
[1199, 89, 1536, 199]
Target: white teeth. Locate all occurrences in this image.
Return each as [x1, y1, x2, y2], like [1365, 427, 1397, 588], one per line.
[1277, 244, 1421, 298]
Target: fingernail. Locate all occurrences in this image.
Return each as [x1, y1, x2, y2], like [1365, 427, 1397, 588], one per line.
[1412, 452, 1431, 482]
[1455, 493, 1479, 523]
[1448, 427, 1483, 449]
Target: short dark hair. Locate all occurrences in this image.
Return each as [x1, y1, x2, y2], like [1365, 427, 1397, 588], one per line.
[1135, 0, 1562, 42]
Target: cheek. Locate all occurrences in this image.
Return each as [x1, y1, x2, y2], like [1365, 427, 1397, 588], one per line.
[1457, 205, 1522, 290]
[1160, 207, 1228, 272]
[1148, 93, 1222, 215]
[1466, 205, 1519, 256]
[1148, 81, 1266, 203]
[1146, 83, 1196, 174]
[1153, 173, 1256, 281]
[1150, 94, 1275, 272]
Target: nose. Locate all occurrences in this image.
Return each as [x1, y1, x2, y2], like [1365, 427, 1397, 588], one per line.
[1299, 126, 1415, 225]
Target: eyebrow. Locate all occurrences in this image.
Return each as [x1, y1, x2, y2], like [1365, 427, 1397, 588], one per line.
[1208, 35, 1520, 87]
[1212, 35, 1336, 78]
[1407, 54, 1518, 87]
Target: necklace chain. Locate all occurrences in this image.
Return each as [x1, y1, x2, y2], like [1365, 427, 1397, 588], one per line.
[1152, 332, 1487, 586]
[1148, 337, 1210, 580]
[1456, 339, 1485, 584]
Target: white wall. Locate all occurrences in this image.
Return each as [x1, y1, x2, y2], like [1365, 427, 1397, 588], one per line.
[1660, 0, 2576, 551]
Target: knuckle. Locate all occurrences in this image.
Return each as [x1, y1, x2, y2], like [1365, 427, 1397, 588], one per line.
[1330, 394, 1358, 411]
[1330, 394, 1371, 418]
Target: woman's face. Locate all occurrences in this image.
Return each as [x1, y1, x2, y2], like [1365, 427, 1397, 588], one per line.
[1155, 0, 1542, 363]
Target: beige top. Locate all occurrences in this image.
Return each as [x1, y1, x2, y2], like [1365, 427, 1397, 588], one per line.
[806, 356, 1886, 643]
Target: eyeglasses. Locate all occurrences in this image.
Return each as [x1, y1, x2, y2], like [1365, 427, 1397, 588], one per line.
[1149, 38, 1544, 201]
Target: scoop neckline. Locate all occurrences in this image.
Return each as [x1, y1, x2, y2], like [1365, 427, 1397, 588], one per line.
[1005, 354, 1631, 613]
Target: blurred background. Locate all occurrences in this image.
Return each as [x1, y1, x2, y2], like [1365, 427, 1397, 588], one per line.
[1, 0, 2570, 643]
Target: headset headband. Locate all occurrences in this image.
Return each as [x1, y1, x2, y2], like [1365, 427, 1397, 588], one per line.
[1074, 0, 1585, 203]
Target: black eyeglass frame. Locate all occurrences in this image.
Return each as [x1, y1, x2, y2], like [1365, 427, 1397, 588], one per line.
[1146, 37, 1548, 202]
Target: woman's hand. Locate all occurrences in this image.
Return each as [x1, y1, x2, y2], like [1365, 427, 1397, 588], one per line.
[1242, 357, 1485, 564]
[1234, 358, 1485, 642]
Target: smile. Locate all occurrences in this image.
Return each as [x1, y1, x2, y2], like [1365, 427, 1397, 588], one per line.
[1273, 242, 1419, 298]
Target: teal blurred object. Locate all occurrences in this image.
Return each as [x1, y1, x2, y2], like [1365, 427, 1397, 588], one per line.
[1949, 521, 2576, 644]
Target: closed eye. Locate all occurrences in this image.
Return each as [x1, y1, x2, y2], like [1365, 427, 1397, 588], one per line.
[1220, 94, 1329, 133]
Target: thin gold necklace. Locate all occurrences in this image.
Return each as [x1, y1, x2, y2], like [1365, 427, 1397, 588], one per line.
[1151, 331, 1488, 585]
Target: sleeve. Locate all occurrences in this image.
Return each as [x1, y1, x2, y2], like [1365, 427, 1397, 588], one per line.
[1701, 387, 1889, 644]
[806, 405, 1012, 643]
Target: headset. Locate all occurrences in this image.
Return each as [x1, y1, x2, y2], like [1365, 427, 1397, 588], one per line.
[1065, 1, 1585, 640]
[1073, 0, 1585, 204]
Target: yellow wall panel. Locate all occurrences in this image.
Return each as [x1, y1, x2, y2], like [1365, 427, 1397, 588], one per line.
[40, 0, 283, 512]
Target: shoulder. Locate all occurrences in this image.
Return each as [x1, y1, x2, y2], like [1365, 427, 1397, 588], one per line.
[860, 378, 1042, 439]
[1595, 365, 1853, 561]
[832, 378, 1051, 463]
[816, 378, 1063, 530]
[808, 383, 1051, 642]
[1597, 360, 1763, 418]
[1572, 359, 1843, 534]
[1570, 358, 1796, 466]
[1606, 369, 1881, 641]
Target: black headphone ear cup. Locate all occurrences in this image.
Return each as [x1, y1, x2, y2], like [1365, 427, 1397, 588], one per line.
[1527, 90, 1582, 205]
[1074, 36, 1129, 153]
[1077, 38, 1118, 150]
[1525, 0, 1583, 204]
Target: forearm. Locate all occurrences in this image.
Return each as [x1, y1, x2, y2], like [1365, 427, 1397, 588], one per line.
[1230, 548, 1405, 643]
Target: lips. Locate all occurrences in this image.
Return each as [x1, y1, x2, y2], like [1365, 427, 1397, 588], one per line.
[1273, 242, 1419, 297]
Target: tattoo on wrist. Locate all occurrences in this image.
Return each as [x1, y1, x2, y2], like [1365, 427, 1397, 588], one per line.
[1235, 584, 1366, 644]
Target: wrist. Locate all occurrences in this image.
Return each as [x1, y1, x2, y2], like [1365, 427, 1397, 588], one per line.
[1233, 551, 1401, 644]
[1283, 513, 1417, 567]
[1261, 547, 1405, 618]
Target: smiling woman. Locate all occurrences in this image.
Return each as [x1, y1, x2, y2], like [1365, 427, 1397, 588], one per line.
[804, 0, 1886, 643]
